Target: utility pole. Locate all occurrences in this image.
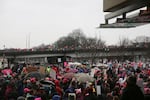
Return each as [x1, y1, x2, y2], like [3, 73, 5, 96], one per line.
[2, 45, 5, 69]
[28, 33, 31, 49]
[26, 33, 31, 49]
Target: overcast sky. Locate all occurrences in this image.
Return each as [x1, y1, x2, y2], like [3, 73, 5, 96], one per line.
[0, 0, 150, 49]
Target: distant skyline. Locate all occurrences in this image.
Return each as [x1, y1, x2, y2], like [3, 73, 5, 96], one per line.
[0, 0, 150, 49]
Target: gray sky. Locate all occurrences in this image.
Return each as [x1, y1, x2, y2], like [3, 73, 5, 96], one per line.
[0, 0, 150, 49]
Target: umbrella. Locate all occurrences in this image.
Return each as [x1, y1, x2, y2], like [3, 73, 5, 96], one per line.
[63, 72, 75, 79]
[69, 68, 78, 73]
[75, 73, 94, 83]
[24, 71, 44, 80]
[39, 80, 56, 95]
[96, 63, 108, 69]
[39, 79, 55, 87]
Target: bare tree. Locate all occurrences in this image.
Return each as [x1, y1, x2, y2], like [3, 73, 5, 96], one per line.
[133, 36, 150, 58]
[77, 36, 106, 64]
[53, 29, 86, 50]
[53, 29, 106, 64]
[133, 36, 150, 47]
[118, 37, 131, 48]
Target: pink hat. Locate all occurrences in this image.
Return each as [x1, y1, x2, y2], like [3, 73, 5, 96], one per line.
[24, 88, 31, 93]
[30, 77, 36, 83]
[76, 88, 81, 94]
[63, 78, 68, 83]
[34, 97, 42, 100]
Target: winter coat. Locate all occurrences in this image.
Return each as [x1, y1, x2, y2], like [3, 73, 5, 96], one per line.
[121, 84, 144, 100]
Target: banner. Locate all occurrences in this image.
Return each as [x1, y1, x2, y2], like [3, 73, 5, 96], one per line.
[50, 69, 56, 80]
[39, 66, 46, 74]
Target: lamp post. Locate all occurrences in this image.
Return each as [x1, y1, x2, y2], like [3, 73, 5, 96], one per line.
[2, 45, 6, 69]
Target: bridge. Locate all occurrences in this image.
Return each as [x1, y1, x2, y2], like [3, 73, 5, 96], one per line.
[100, 0, 150, 28]
[0, 47, 149, 65]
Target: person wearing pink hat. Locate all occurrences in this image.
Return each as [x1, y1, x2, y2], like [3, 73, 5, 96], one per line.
[34, 97, 42, 100]
[54, 79, 63, 99]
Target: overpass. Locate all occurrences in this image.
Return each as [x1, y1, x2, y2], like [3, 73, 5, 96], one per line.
[100, 0, 150, 28]
[0, 47, 149, 64]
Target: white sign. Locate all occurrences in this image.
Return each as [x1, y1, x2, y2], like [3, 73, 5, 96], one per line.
[96, 85, 101, 95]
[58, 58, 61, 63]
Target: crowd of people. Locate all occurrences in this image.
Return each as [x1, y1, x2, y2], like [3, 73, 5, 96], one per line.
[0, 60, 150, 100]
